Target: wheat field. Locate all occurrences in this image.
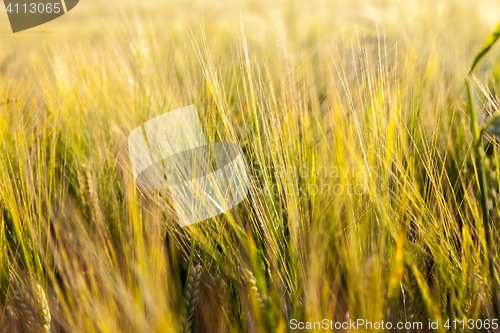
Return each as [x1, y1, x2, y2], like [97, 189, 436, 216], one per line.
[1, 0, 500, 332]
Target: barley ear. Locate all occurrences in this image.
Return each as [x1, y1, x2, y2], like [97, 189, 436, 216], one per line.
[10, 278, 51, 333]
[210, 272, 235, 327]
[243, 269, 265, 311]
[179, 263, 202, 333]
[0, 305, 18, 332]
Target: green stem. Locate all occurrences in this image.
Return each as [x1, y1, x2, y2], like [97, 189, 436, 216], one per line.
[465, 79, 499, 318]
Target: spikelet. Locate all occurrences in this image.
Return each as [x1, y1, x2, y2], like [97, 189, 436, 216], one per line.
[179, 263, 202, 333]
[10, 278, 51, 333]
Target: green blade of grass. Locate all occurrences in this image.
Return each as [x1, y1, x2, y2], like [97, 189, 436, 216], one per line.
[470, 21, 500, 73]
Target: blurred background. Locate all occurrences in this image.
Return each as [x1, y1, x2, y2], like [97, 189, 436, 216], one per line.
[1, 0, 500, 332]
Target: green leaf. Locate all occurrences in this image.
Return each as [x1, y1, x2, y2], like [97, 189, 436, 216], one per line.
[470, 21, 500, 73]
